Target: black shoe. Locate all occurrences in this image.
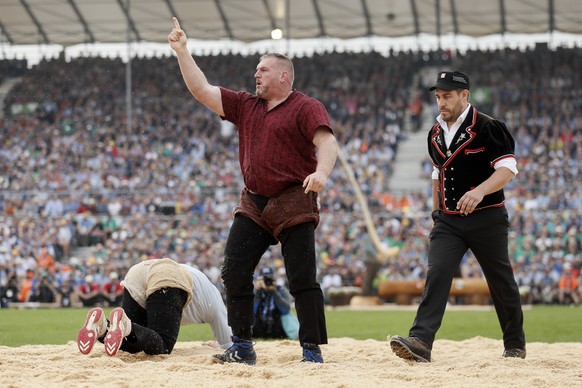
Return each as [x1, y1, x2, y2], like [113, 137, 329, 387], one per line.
[301, 343, 323, 363]
[212, 336, 257, 365]
[503, 348, 526, 359]
[390, 336, 431, 362]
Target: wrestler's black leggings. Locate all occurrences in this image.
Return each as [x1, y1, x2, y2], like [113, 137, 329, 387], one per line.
[111, 288, 188, 355]
[222, 214, 328, 346]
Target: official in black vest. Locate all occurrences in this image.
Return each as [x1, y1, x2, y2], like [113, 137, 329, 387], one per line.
[390, 71, 526, 362]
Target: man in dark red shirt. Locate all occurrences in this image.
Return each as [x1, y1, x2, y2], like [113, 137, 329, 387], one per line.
[77, 275, 104, 307]
[102, 272, 124, 307]
[169, 18, 337, 364]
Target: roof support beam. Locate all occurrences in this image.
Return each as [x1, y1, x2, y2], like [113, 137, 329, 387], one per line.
[116, 0, 142, 41]
[213, 0, 233, 40]
[360, 0, 373, 36]
[435, 0, 441, 40]
[286, 0, 290, 40]
[262, 0, 278, 31]
[19, 0, 49, 44]
[311, 0, 326, 37]
[499, 0, 506, 34]
[67, 0, 95, 43]
[164, 0, 179, 19]
[549, 0, 555, 31]
[164, 0, 194, 38]
[410, 0, 420, 36]
[450, 0, 459, 34]
[0, 20, 14, 44]
[164, 0, 185, 35]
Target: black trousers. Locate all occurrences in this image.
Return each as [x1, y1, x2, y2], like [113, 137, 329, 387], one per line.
[222, 214, 328, 346]
[116, 288, 188, 355]
[410, 207, 525, 350]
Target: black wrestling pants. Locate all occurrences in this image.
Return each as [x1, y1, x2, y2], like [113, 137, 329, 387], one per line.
[222, 214, 328, 346]
[410, 207, 526, 350]
[116, 288, 188, 355]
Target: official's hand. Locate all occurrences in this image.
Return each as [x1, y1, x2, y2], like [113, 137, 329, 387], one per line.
[303, 170, 327, 194]
[456, 188, 484, 215]
[168, 17, 187, 52]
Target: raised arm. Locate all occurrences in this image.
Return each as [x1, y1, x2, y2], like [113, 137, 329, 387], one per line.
[168, 17, 224, 116]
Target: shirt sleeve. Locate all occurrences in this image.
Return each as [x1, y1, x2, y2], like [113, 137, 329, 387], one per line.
[206, 295, 234, 349]
[219, 87, 246, 125]
[197, 272, 233, 349]
[486, 119, 518, 175]
[299, 98, 333, 141]
[494, 157, 518, 175]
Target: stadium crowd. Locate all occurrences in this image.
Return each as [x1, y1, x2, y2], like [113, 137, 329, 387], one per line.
[0, 44, 580, 308]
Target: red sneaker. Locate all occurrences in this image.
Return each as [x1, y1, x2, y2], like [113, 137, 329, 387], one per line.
[104, 307, 132, 357]
[77, 307, 107, 355]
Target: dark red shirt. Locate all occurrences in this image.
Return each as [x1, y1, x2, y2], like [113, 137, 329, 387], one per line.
[103, 281, 124, 293]
[220, 87, 333, 197]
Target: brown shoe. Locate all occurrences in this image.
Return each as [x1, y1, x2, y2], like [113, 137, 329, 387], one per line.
[390, 336, 431, 362]
[503, 348, 526, 359]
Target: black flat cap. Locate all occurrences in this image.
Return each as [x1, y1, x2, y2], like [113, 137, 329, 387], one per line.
[429, 71, 470, 91]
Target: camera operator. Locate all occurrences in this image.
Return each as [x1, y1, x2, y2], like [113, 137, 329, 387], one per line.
[29, 275, 57, 304]
[252, 266, 295, 339]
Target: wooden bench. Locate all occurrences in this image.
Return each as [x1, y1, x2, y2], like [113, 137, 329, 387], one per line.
[378, 278, 490, 305]
[378, 280, 425, 305]
[449, 278, 491, 305]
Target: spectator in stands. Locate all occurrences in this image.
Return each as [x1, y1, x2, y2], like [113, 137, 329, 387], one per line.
[56, 218, 73, 259]
[76, 258, 232, 357]
[77, 274, 103, 307]
[390, 71, 526, 362]
[0, 46, 581, 315]
[407, 91, 424, 132]
[321, 266, 343, 300]
[1, 273, 19, 307]
[29, 275, 57, 304]
[36, 245, 55, 273]
[43, 195, 64, 217]
[0, 245, 9, 268]
[56, 278, 76, 307]
[169, 17, 337, 364]
[558, 262, 579, 305]
[17, 270, 37, 302]
[102, 272, 124, 307]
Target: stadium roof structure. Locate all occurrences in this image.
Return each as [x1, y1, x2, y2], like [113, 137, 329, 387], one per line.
[1, 0, 582, 47]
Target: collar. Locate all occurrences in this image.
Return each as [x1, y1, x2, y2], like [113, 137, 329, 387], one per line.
[436, 103, 472, 132]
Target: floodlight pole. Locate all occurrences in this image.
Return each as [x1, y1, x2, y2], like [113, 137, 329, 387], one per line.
[125, 0, 133, 135]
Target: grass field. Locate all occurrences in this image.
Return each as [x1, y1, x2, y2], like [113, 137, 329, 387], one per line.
[1, 305, 580, 347]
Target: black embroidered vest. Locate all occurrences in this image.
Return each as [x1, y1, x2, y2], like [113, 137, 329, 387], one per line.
[427, 107, 516, 214]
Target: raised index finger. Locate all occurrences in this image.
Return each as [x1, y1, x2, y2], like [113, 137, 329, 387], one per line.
[172, 17, 181, 31]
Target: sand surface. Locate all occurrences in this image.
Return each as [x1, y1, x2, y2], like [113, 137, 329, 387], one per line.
[1, 337, 581, 387]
